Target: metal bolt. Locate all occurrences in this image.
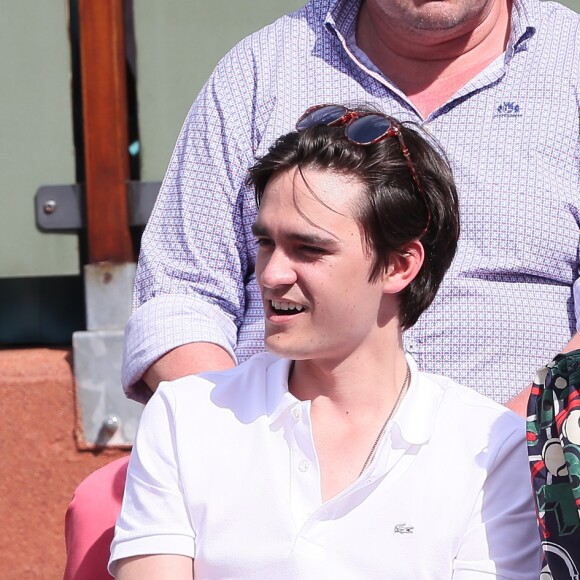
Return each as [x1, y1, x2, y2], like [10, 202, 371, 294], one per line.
[102, 415, 120, 434]
[43, 200, 57, 214]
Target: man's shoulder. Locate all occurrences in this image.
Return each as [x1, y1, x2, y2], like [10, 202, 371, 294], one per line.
[230, 0, 330, 49]
[525, 0, 580, 36]
[410, 373, 527, 474]
[538, 0, 580, 21]
[419, 371, 524, 431]
[204, 0, 332, 93]
[513, 0, 580, 59]
[155, 354, 289, 434]
[516, 0, 579, 23]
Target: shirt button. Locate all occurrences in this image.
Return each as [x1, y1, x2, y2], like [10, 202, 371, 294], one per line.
[298, 460, 310, 472]
[292, 407, 301, 420]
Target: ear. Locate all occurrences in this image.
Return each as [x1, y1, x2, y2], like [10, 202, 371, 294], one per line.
[382, 240, 424, 295]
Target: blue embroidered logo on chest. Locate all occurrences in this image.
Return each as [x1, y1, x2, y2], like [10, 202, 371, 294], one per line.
[494, 102, 522, 118]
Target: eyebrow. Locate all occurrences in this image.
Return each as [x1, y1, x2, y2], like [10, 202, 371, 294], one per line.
[251, 221, 339, 246]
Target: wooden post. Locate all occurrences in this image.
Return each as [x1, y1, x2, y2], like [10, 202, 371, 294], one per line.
[78, 0, 133, 263]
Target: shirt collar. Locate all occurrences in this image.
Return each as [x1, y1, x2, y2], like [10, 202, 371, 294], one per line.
[265, 352, 444, 446]
[324, 0, 362, 46]
[507, 0, 537, 57]
[265, 356, 298, 425]
[324, 0, 537, 62]
[390, 355, 443, 445]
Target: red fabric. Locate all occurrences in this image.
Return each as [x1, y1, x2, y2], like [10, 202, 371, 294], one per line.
[64, 456, 129, 580]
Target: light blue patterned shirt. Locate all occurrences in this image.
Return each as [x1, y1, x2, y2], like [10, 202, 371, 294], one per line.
[124, 0, 580, 404]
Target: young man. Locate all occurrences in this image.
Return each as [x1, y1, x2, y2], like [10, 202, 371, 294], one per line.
[109, 107, 540, 579]
[65, 0, 579, 576]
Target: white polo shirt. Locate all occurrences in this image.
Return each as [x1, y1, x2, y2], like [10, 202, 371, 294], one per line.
[110, 353, 541, 579]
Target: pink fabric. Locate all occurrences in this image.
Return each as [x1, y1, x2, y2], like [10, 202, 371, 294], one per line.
[64, 456, 129, 580]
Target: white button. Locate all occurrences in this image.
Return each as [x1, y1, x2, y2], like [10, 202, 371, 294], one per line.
[298, 460, 309, 472]
[292, 407, 301, 420]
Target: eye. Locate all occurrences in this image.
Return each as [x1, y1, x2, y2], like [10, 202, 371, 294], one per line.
[255, 237, 274, 248]
[300, 245, 325, 254]
[294, 245, 331, 262]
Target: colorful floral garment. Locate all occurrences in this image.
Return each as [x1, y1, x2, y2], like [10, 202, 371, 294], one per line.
[528, 350, 580, 579]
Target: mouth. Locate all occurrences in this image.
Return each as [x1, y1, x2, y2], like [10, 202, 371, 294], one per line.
[269, 299, 306, 316]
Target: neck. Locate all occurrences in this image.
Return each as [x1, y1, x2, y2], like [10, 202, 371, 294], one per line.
[289, 336, 408, 414]
[288, 330, 410, 502]
[356, 0, 512, 117]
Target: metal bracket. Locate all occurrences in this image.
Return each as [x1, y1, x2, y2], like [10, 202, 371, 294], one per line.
[73, 329, 142, 447]
[35, 181, 161, 231]
[126, 181, 161, 227]
[35, 184, 83, 230]
[35, 180, 161, 445]
[73, 263, 142, 447]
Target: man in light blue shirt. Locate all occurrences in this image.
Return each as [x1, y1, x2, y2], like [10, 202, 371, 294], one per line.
[124, 0, 580, 408]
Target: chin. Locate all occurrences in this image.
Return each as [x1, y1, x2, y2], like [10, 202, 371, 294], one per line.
[265, 340, 294, 359]
[264, 336, 309, 360]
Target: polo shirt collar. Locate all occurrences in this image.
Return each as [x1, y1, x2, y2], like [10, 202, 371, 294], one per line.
[390, 355, 442, 446]
[265, 356, 298, 426]
[265, 353, 444, 447]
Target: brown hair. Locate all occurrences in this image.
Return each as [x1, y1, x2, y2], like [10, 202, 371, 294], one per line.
[247, 108, 459, 329]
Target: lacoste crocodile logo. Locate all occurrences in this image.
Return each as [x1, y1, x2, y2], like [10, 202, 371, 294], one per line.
[394, 523, 414, 534]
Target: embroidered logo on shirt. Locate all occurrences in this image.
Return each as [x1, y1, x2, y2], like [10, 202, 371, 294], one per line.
[494, 102, 522, 117]
[394, 523, 414, 534]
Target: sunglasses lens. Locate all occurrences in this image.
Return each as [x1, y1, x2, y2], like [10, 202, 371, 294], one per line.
[346, 114, 391, 145]
[296, 105, 349, 131]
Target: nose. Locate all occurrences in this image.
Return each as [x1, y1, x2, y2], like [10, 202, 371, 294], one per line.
[259, 248, 297, 289]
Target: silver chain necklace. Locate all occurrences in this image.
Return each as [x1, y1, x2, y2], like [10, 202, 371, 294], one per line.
[358, 363, 410, 477]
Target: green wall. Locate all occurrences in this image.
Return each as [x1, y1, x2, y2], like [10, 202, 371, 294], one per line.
[0, 0, 576, 343]
[0, 2, 78, 278]
[134, 0, 306, 182]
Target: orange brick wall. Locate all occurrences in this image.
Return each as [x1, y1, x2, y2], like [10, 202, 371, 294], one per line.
[0, 348, 128, 579]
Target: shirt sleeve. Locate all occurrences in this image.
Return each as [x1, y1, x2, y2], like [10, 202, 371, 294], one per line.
[109, 384, 194, 573]
[452, 414, 542, 579]
[122, 41, 262, 402]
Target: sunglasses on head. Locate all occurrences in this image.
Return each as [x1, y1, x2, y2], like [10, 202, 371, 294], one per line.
[296, 104, 430, 233]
